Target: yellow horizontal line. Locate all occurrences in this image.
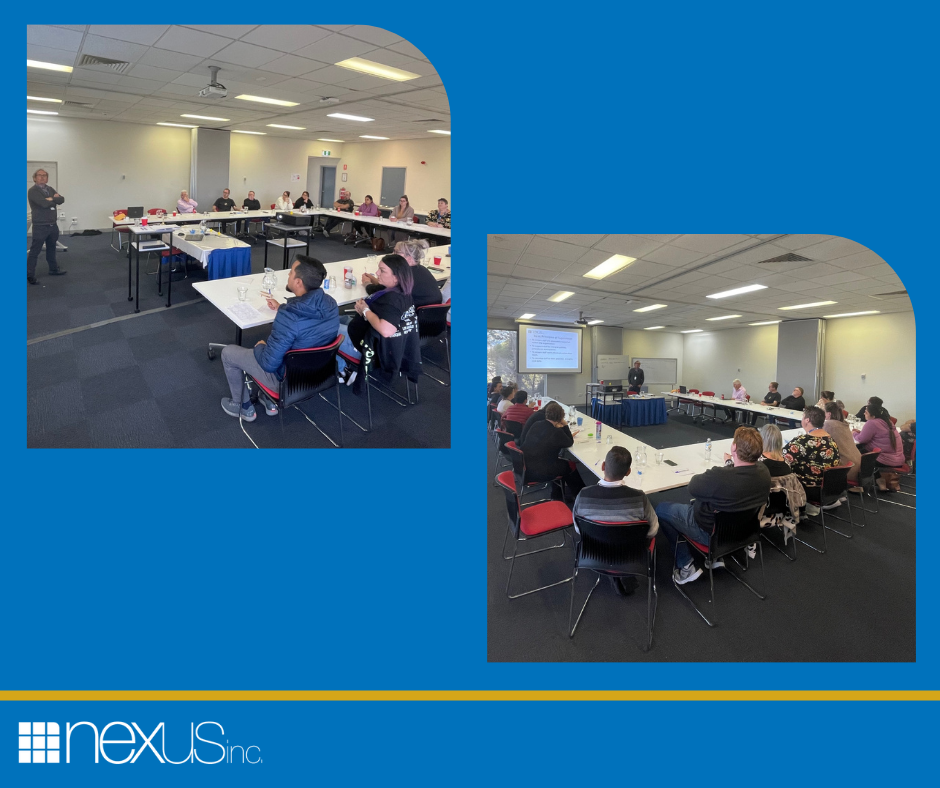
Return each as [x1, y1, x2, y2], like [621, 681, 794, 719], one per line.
[1, 691, 939, 702]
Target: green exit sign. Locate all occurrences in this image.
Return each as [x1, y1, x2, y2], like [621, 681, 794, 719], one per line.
[322, 150, 332, 156]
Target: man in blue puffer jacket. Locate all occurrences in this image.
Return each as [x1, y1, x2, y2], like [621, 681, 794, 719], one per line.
[220, 256, 339, 421]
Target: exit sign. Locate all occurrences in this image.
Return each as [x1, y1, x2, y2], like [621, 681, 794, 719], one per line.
[322, 150, 331, 156]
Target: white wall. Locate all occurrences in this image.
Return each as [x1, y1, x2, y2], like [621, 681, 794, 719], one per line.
[824, 312, 916, 422]
[622, 329, 684, 390]
[682, 325, 779, 398]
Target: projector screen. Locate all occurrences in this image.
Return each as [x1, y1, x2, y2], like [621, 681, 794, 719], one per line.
[518, 324, 583, 374]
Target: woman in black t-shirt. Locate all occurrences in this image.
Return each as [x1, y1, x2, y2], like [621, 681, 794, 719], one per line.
[294, 191, 314, 210]
[336, 254, 415, 384]
[361, 238, 444, 308]
[522, 401, 585, 501]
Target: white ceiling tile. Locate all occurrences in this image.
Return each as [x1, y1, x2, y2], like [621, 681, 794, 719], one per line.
[795, 236, 871, 261]
[154, 26, 233, 57]
[87, 25, 170, 46]
[773, 234, 834, 250]
[126, 64, 183, 82]
[642, 244, 704, 266]
[671, 234, 751, 254]
[294, 33, 377, 62]
[256, 54, 323, 77]
[342, 25, 403, 46]
[515, 254, 570, 272]
[539, 234, 607, 246]
[183, 25, 257, 38]
[385, 39, 429, 61]
[488, 247, 523, 265]
[241, 25, 331, 51]
[27, 44, 79, 66]
[526, 237, 593, 262]
[211, 41, 283, 68]
[28, 25, 84, 51]
[80, 34, 150, 62]
[593, 235, 663, 258]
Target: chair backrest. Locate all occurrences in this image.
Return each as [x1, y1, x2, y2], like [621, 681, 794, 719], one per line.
[503, 418, 523, 442]
[416, 303, 450, 339]
[573, 517, 652, 574]
[711, 508, 763, 559]
[148, 208, 165, 215]
[765, 489, 789, 517]
[819, 463, 852, 504]
[689, 389, 700, 394]
[890, 416, 897, 425]
[271, 203, 276, 209]
[842, 409, 849, 419]
[702, 391, 715, 397]
[857, 449, 881, 484]
[280, 336, 343, 408]
[494, 428, 514, 455]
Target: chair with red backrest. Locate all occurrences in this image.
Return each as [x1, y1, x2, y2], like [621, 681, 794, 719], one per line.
[147, 208, 166, 216]
[673, 506, 766, 627]
[678, 388, 701, 418]
[698, 391, 719, 423]
[240, 336, 345, 448]
[797, 463, 855, 553]
[416, 302, 450, 386]
[111, 209, 130, 252]
[842, 409, 849, 419]
[569, 516, 657, 650]
[875, 451, 915, 511]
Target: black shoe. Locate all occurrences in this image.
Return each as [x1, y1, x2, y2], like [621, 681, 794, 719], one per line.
[49, 270, 67, 276]
[610, 576, 638, 597]
[28, 276, 38, 285]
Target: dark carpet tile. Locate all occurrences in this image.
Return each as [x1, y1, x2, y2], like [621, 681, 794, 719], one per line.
[27, 333, 73, 359]
[155, 384, 233, 445]
[138, 351, 209, 398]
[120, 311, 169, 339]
[74, 339, 138, 380]
[27, 419, 93, 449]
[86, 398, 174, 449]
[28, 311, 71, 339]
[25, 295, 71, 318]
[80, 366, 151, 416]
[105, 287, 135, 305]
[28, 350, 79, 391]
[68, 304, 115, 329]
[28, 380, 86, 436]
[127, 330, 186, 362]
[70, 321, 125, 349]
[184, 424, 254, 449]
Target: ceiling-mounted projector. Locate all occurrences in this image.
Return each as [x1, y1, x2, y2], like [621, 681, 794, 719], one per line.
[199, 65, 227, 99]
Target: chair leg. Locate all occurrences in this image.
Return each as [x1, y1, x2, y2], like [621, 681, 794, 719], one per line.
[760, 525, 797, 561]
[672, 538, 715, 627]
[507, 530, 573, 599]
[318, 391, 369, 433]
[568, 572, 600, 637]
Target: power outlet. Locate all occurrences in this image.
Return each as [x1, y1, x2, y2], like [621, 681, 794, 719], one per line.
[58, 211, 65, 219]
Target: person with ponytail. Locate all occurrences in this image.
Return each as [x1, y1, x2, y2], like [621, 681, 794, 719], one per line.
[853, 400, 904, 489]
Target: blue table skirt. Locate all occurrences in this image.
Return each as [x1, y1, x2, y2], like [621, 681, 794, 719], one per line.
[207, 247, 252, 280]
[591, 397, 669, 427]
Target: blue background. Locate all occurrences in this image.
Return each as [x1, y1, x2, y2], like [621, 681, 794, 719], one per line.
[9, 2, 937, 785]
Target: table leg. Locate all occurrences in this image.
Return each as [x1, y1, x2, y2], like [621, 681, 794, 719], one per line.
[264, 234, 268, 269]
[127, 236, 133, 301]
[135, 243, 141, 313]
[282, 235, 289, 270]
[166, 248, 172, 308]
[235, 326, 242, 345]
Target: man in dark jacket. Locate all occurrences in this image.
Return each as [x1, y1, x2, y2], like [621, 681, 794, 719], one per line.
[780, 386, 806, 410]
[27, 168, 66, 283]
[628, 361, 645, 393]
[220, 256, 339, 421]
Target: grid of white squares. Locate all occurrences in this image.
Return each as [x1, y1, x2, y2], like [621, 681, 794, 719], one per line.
[18, 722, 60, 763]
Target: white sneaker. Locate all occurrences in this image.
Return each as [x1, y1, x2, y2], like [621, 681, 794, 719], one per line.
[345, 369, 357, 386]
[746, 543, 757, 560]
[822, 500, 842, 510]
[673, 562, 703, 585]
[704, 558, 725, 570]
[805, 503, 821, 516]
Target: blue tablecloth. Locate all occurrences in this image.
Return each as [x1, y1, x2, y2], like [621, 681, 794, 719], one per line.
[207, 247, 252, 280]
[591, 396, 669, 427]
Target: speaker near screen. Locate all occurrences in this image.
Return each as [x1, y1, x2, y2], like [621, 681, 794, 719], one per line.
[518, 324, 583, 374]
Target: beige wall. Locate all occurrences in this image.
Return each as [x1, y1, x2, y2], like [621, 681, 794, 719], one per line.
[622, 330, 684, 390]
[682, 325, 779, 398]
[823, 312, 915, 422]
[341, 137, 450, 215]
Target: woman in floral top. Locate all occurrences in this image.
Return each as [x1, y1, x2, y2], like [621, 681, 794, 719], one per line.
[783, 406, 841, 491]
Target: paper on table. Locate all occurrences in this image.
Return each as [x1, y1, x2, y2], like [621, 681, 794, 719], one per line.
[227, 302, 265, 321]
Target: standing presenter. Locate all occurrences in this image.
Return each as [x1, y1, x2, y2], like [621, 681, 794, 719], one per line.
[27, 168, 66, 284]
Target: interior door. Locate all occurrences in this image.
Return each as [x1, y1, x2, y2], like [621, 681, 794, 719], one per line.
[319, 166, 336, 206]
[380, 167, 406, 208]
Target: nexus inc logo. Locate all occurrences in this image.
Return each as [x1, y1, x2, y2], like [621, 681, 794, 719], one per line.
[18, 721, 261, 765]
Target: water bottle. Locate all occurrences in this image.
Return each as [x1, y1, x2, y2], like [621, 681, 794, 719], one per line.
[344, 266, 355, 289]
[595, 420, 602, 443]
[705, 438, 712, 461]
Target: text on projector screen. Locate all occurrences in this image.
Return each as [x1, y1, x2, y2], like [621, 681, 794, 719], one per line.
[526, 329, 579, 369]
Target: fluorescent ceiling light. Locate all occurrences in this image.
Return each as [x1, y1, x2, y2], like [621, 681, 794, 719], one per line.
[318, 138, 344, 142]
[644, 326, 665, 331]
[706, 314, 742, 321]
[587, 319, 604, 325]
[428, 129, 451, 135]
[749, 320, 782, 326]
[181, 114, 230, 121]
[707, 284, 768, 299]
[27, 59, 73, 73]
[778, 301, 837, 310]
[232, 130, 266, 135]
[583, 254, 636, 280]
[680, 329, 703, 333]
[235, 95, 299, 107]
[267, 124, 306, 130]
[519, 313, 535, 320]
[824, 311, 881, 318]
[359, 135, 389, 140]
[547, 291, 575, 302]
[328, 112, 374, 122]
[27, 96, 62, 103]
[633, 304, 667, 313]
[334, 57, 420, 81]
[157, 122, 197, 128]
[27, 109, 58, 115]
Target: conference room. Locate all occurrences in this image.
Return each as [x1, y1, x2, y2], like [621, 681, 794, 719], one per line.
[487, 234, 915, 660]
[27, 24, 451, 449]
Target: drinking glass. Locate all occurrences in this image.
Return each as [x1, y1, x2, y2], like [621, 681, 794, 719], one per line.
[656, 452, 664, 465]
[237, 285, 248, 301]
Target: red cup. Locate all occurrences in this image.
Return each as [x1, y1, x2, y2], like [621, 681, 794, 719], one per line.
[433, 256, 442, 265]
[141, 217, 148, 227]
[537, 399, 542, 408]
[172, 211, 177, 217]
[355, 211, 360, 216]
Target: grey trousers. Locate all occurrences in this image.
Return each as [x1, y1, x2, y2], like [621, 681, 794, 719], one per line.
[221, 344, 281, 404]
[28, 223, 60, 277]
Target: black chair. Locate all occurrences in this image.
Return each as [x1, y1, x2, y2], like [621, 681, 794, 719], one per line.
[493, 428, 515, 477]
[674, 507, 766, 627]
[848, 449, 881, 523]
[798, 463, 855, 553]
[242, 336, 345, 448]
[416, 302, 451, 386]
[760, 489, 797, 562]
[568, 517, 657, 651]
[507, 443, 558, 507]
[502, 418, 524, 444]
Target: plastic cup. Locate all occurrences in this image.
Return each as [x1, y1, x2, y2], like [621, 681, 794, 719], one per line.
[656, 452, 664, 465]
[433, 256, 442, 266]
[172, 211, 177, 217]
[237, 285, 248, 301]
[576, 416, 583, 426]
[141, 217, 148, 227]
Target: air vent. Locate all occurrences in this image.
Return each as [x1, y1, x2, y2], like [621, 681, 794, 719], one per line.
[413, 118, 446, 123]
[63, 101, 94, 107]
[756, 252, 812, 264]
[77, 54, 131, 73]
[871, 289, 908, 298]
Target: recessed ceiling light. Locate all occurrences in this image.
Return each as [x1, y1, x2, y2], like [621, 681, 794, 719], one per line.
[680, 329, 703, 333]
[27, 59, 73, 73]
[778, 301, 837, 310]
[634, 304, 667, 313]
[824, 311, 881, 318]
[27, 96, 62, 103]
[235, 95, 299, 107]
[644, 326, 665, 331]
[334, 57, 420, 81]
[359, 135, 389, 140]
[317, 138, 344, 142]
[157, 122, 198, 128]
[232, 130, 266, 135]
[587, 319, 604, 325]
[749, 320, 782, 326]
[428, 129, 451, 135]
[267, 124, 306, 130]
[519, 313, 535, 320]
[27, 109, 58, 115]
[705, 315, 742, 321]
[583, 254, 636, 280]
[707, 284, 768, 299]
[328, 113, 374, 122]
[181, 114, 230, 121]
[547, 291, 575, 302]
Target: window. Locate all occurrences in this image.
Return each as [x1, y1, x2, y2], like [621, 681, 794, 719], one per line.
[487, 329, 546, 396]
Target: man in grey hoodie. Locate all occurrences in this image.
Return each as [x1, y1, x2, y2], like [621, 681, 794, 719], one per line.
[27, 168, 66, 283]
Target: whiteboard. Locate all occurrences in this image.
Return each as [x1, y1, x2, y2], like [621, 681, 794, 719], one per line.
[630, 357, 678, 386]
[596, 355, 632, 380]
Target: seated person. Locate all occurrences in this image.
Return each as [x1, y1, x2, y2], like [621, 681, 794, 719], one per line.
[213, 188, 235, 212]
[822, 402, 861, 483]
[487, 376, 502, 397]
[572, 445, 659, 597]
[219, 256, 339, 421]
[335, 254, 416, 386]
[352, 194, 380, 239]
[427, 197, 451, 228]
[627, 361, 644, 393]
[855, 395, 883, 421]
[177, 190, 198, 213]
[758, 424, 806, 529]
[521, 401, 584, 502]
[496, 383, 517, 416]
[816, 389, 835, 409]
[389, 194, 414, 223]
[501, 390, 537, 428]
[655, 427, 771, 584]
[362, 239, 443, 308]
[853, 401, 904, 489]
[488, 381, 503, 409]
[323, 192, 355, 237]
[294, 191, 314, 210]
[242, 191, 261, 211]
[762, 381, 783, 406]
[722, 378, 747, 421]
[275, 191, 292, 211]
[758, 423, 792, 477]
[784, 406, 841, 514]
[779, 386, 806, 410]
[520, 402, 549, 445]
